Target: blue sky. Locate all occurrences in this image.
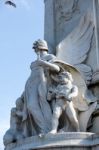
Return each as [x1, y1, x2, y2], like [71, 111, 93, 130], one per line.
[0, 0, 44, 149]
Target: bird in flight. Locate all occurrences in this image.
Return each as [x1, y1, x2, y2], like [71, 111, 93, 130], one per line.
[5, 1, 16, 8]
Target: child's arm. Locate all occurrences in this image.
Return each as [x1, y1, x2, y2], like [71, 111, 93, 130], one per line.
[16, 110, 23, 117]
[47, 88, 56, 101]
[68, 85, 78, 99]
[16, 110, 27, 122]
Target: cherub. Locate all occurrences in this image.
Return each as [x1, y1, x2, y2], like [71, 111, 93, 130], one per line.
[47, 71, 80, 134]
[3, 96, 25, 146]
[15, 95, 27, 122]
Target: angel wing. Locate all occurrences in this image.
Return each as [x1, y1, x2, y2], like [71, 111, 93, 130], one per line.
[56, 13, 94, 84]
[53, 60, 89, 111]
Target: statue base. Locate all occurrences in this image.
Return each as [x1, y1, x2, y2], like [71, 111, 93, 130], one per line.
[5, 132, 99, 150]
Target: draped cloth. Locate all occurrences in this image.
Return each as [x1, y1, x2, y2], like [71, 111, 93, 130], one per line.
[24, 61, 52, 135]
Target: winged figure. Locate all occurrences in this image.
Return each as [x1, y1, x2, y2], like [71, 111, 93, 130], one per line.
[56, 12, 94, 85]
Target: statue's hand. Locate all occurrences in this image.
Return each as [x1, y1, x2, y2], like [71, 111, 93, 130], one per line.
[22, 112, 27, 121]
[68, 95, 72, 99]
[66, 95, 72, 102]
[35, 59, 46, 66]
[16, 111, 22, 117]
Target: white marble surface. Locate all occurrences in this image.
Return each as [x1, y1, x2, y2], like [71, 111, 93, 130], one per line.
[5, 132, 99, 150]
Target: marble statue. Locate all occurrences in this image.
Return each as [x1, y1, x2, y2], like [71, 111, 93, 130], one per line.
[3, 39, 97, 149]
[44, 0, 99, 134]
[3, 95, 25, 146]
[47, 71, 79, 134]
[23, 39, 60, 136]
[3, 1, 99, 149]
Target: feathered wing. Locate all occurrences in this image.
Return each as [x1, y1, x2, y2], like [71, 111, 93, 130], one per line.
[56, 13, 94, 84]
[53, 60, 89, 111]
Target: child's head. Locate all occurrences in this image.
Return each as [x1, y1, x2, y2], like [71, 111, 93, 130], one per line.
[51, 71, 73, 84]
[59, 71, 73, 82]
[16, 97, 23, 110]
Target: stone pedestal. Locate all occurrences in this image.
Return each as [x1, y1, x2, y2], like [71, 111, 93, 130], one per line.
[5, 133, 99, 150]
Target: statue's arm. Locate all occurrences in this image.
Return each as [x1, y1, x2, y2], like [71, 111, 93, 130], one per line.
[47, 88, 56, 101]
[22, 104, 28, 122]
[36, 59, 60, 72]
[16, 111, 23, 117]
[68, 86, 78, 99]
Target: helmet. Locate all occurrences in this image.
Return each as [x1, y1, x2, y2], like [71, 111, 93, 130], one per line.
[32, 39, 48, 51]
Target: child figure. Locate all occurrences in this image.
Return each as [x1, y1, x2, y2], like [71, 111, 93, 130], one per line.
[3, 96, 26, 146]
[47, 71, 80, 134]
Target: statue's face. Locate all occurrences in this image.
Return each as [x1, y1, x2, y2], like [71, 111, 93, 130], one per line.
[34, 48, 39, 53]
[51, 73, 69, 84]
[58, 74, 69, 84]
[11, 108, 17, 116]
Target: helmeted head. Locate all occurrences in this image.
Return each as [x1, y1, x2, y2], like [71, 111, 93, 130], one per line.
[32, 39, 48, 52]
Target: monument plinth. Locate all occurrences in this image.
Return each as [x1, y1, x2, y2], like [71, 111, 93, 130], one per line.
[5, 133, 99, 150]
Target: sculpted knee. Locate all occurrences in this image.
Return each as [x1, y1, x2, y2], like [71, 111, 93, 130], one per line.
[53, 107, 62, 118]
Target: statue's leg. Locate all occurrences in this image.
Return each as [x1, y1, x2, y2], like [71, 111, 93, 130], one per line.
[37, 69, 52, 131]
[25, 91, 48, 134]
[66, 101, 80, 132]
[27, 103, 48, 134]
[49, 105, 62, 134]
[38, 81, 52, 129]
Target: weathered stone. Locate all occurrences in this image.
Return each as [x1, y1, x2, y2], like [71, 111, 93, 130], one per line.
[3, 1, 99, 150]
[5, 132, 99, 150]
[44, 0, 99, 134]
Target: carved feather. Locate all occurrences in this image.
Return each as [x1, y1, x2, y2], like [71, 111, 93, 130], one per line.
[56, 13, 94, 84]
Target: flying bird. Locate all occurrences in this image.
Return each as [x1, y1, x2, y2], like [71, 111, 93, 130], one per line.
[5, 1, 16, 8]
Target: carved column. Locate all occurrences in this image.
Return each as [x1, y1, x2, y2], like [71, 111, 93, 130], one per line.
[44, 0, 56, 54]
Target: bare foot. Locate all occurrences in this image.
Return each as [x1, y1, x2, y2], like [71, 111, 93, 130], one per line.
[48, 130, 57, 134]
[38, 133, 45, 138]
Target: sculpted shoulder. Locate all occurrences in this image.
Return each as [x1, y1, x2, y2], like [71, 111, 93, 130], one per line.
[42, 54, 56, 62]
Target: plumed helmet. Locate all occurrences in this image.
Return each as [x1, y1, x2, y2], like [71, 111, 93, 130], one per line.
[32, 39, 48, 51]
